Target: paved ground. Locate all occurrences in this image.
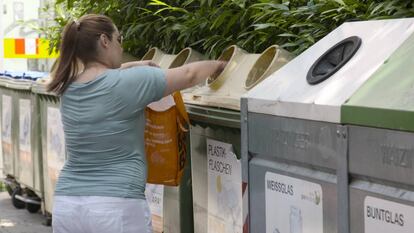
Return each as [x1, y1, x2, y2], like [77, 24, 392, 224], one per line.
[0, 191, 52, 233]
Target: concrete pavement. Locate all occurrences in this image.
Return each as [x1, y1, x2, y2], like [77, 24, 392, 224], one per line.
[0, 191, 52, 233]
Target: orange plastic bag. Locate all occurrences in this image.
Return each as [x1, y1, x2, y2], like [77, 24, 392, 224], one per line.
[144, 91, 189, 186]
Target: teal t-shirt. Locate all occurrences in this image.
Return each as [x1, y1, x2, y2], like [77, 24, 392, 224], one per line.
[54, 66, 166, 199]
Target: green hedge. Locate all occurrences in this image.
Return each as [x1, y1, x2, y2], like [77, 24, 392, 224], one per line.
[44, 0, 414, 58]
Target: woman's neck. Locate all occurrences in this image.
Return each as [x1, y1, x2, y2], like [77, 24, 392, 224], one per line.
[84, 60, 110, 70]
[74, 62, 109, 83]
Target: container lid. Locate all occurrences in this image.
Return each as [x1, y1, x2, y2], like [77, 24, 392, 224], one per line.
[342, 33, 414, 132]
[23, 71, 49, 81]
[0, 76, 12, 87]
[246, 18, 414, 123]
[2, 71, 25, 78]
[184, 45, 292, 110]
[31, 82, 57, 96]
[5, 79, 33, 90]
[0, 71, 48, 90]
[183, 46, 253, 110]
[141, 47, 176, 69]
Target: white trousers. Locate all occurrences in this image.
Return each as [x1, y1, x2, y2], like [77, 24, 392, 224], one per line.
[52, 196, 152, 233]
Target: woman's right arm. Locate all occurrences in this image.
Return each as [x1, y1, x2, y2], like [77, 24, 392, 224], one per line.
[163, 60, 226, 97]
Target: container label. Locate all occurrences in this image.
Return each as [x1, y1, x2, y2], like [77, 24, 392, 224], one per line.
[145, 184, 164, 233]
[265, 172, 323, 233]
[365, 196, 414, 233]
[19, 99, 31, 163]
[46, 107, 65, 186]
[207, 138, 242, 233]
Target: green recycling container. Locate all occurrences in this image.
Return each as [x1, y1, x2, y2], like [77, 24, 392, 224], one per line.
[343, 32, 414, 233]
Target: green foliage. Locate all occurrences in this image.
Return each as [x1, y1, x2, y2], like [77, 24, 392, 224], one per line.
[41, 0, 414, 58]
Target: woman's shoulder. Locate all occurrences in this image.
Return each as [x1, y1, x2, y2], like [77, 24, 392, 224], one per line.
[68, 69, 116, 86]
[119, 66, 162, 77]
[118, 66, 165, 84]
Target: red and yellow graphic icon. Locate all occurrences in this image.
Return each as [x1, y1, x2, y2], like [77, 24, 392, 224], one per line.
[4, 38, 59, 58]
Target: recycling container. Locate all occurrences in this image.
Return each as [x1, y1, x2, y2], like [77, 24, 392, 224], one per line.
[0, 75, 13, 195]
[0, 76, 19, 180]
[342, 31, 414, 233]
[188, 105, 243, 233]
[243, 18, 414, 233]
[8, 77, 43, 213]
[32, 82, 66, 216]
[143, 47, 204, 233]
[187, 44, 292, 233]
[0, 75, 3, 179]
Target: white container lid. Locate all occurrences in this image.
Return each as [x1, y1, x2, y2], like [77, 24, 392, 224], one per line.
[246, 18, 414, 123]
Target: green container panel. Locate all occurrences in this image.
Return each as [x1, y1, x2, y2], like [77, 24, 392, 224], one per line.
[342, 33, 414, 132]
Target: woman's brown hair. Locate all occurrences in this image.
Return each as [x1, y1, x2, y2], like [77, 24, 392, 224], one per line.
[47, 14, 116, 95]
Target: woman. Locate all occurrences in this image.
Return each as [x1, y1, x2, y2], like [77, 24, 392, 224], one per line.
[48, 14, 226, 233]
